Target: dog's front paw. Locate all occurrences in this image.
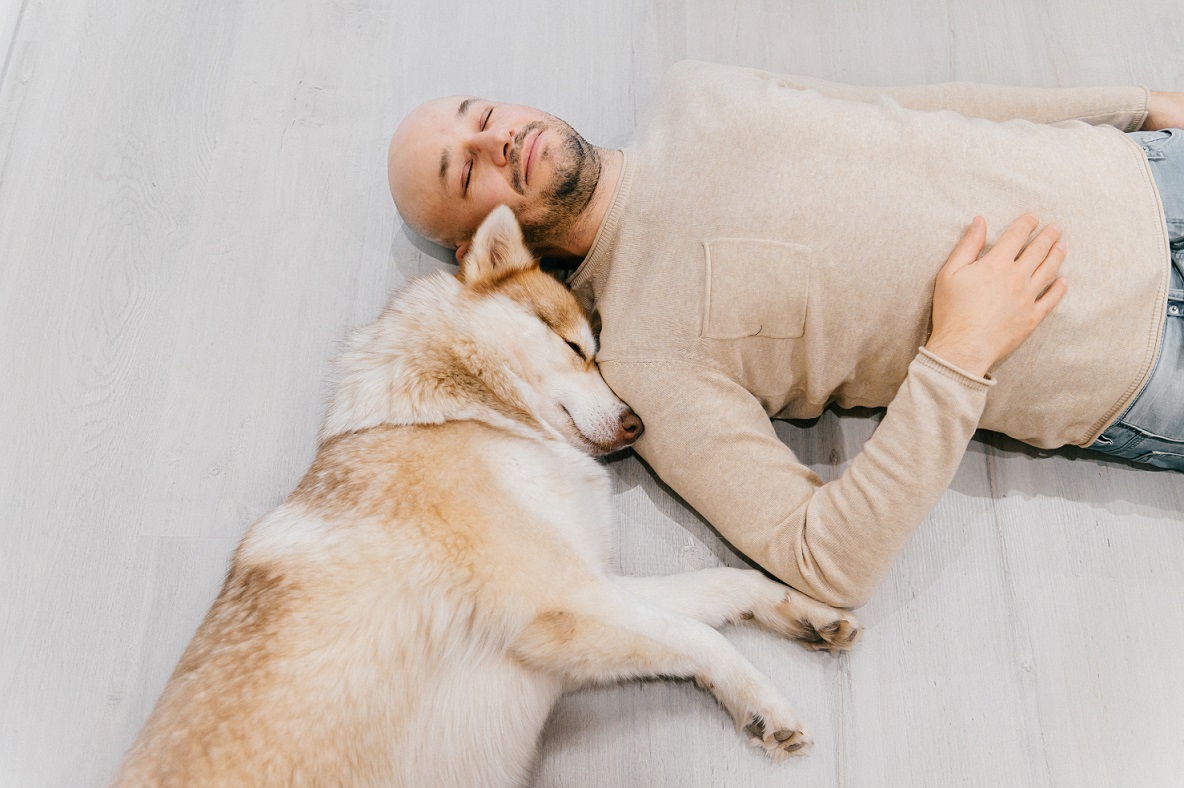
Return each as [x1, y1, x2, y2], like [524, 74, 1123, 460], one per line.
[771, 593, 862, 653]
[792, 610, 861, 653]
[741, 706, 812, 761]
[709, 672, 812, 760]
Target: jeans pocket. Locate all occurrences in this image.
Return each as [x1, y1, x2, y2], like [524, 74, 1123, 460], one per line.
[1133, 128, 1176, 160]
[1088, 420, 1147, 458]
[1139, 129, 1184, 235]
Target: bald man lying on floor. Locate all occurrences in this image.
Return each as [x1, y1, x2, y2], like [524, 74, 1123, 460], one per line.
[385, 61, 1184, 607]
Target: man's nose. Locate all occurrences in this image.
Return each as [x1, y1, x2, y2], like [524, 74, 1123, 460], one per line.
[476, 127, 513, 167]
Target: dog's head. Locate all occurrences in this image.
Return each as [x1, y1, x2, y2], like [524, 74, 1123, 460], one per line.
[322, 206, 642, 456]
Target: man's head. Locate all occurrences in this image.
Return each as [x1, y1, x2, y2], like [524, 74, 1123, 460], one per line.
[388, 96, 603, 259]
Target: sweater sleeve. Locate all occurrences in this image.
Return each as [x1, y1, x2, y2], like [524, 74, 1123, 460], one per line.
[599, 350, 994, 609]
[750, 68, 1150, 131]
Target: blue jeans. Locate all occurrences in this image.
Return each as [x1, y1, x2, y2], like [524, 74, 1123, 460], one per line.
[1085, 129, 1184, 471]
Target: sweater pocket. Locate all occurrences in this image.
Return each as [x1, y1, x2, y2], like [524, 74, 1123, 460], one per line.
[701, 238, 811, 339]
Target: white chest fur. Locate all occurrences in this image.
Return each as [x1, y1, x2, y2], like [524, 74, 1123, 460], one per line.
[489, 436, 616, 571]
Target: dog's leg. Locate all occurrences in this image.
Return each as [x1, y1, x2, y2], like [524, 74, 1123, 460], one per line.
[614, 569, 860, 652]
[512, 586, 812, 760]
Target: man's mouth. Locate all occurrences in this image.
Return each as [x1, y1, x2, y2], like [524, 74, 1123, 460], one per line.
[523, 129, 542, 186]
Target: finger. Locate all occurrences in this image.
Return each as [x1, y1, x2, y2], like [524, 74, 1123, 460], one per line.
[1033, 276, 1068, 321]
[942, 216, 987, 273]
[992, 214, 1040, 261]
[1017, 223, 1062, 274]
[1030, 240, 1067, 292]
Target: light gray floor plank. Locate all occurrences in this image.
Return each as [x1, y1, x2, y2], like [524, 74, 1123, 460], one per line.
[0, 0, 27, 94]
[1, 1, 1182, 786]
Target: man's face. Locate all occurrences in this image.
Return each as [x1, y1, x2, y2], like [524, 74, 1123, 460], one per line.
[388, 96, 601, 255]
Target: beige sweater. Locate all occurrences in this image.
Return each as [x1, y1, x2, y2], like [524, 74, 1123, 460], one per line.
[568, 61, 1170, 608]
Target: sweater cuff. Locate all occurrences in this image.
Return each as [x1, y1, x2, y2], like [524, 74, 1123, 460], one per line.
[915, 347, 996, 392]
[1130, 86, 1152, 132]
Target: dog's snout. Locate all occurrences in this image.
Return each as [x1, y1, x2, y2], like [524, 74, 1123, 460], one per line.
[619, 409, 643, 442]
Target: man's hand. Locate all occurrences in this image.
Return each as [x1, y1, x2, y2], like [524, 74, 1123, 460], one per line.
[925, 215, 1068, 378]
[1143, 91, 1184, 131]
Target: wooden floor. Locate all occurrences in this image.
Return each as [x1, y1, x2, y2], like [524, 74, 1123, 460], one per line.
[2, 1, 1182, 785]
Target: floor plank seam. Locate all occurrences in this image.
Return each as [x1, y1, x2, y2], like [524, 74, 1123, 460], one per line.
[0, 0, 30, 99]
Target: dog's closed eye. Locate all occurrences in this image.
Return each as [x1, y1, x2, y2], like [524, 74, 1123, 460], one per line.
[565, 340, 587, 360]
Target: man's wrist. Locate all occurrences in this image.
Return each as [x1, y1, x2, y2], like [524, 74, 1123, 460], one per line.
[922, 340, 992, 378]
[1143, 91, 1184, 131]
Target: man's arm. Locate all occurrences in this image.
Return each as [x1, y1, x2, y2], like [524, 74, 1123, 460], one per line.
[748, 67, 1154, 130]
[603, 354, 990, 609]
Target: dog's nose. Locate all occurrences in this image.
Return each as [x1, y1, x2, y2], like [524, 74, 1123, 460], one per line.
[619, 409, 643, 442]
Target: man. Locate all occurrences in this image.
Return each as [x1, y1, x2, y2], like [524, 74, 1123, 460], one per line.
[386, 61, 1184, 607]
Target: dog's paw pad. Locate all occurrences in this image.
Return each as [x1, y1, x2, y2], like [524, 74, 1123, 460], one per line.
[786, 608, 862, 653]
[813, 616, 861, 651]
[745, 714, 812, 761]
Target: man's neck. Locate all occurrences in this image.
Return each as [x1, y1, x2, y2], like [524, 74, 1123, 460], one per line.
[542, 148, 623, 261]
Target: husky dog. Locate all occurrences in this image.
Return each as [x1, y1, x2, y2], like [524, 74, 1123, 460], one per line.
[114, 206, 860, 787]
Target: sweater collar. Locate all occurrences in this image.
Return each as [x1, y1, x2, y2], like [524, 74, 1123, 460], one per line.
[567, 148, 635, 307]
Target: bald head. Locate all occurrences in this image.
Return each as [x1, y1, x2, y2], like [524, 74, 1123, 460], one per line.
[387, 96, 474, 248]
[387, 95, 606, 257]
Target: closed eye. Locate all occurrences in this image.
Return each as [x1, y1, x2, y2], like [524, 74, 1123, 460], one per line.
[566, 340, 587, 360]
[463, 107, 495, 196]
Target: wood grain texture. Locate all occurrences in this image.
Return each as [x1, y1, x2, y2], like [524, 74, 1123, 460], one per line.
[1, 1, 1181, 786]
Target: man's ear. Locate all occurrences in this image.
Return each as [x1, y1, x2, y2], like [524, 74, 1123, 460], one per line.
[454, 242, 470, 264]
[457, 205, 536, 286]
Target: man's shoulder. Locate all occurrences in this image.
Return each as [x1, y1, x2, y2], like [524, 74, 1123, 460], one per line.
[649, 61, 824, 130]
[660, 60, 757, 93]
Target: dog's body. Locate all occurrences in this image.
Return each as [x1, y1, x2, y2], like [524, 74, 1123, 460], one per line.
[115, 207, 860, 787]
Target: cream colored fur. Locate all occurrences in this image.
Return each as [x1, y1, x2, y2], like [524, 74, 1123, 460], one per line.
[113, 206, 861, 788]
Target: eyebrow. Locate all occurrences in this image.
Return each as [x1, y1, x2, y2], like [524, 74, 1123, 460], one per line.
[438, 149, 450, 189]
[439, 99, 478, 194]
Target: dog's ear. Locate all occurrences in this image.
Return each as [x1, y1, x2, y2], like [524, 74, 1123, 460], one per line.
[458, 205, 536, 286]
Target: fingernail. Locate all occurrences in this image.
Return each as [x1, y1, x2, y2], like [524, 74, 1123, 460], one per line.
[1050, 224, 1062, 234]
[1055, 241, 1066, 251]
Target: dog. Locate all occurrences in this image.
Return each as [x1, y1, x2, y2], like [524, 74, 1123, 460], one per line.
[113, 206, 861, 787]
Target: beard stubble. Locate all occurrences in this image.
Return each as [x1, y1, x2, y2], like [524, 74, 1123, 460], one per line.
[509, 116, 603, 253]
